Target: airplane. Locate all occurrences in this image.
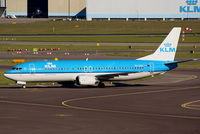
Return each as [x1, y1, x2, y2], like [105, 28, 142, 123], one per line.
[4, 27, 192, 88]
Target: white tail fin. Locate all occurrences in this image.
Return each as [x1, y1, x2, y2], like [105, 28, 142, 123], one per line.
[137, 27, 181, 61]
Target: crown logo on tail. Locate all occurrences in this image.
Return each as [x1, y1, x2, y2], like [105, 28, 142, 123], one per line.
[164, 43, 172, 47]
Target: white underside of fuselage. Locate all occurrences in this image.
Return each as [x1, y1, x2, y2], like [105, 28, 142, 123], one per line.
[4, 72, 163, 83]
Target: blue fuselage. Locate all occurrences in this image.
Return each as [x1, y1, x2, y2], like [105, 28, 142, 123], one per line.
[5, 60, 177, 75]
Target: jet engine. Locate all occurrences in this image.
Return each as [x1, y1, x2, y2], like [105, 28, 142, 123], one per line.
[76, 75, 98, 86]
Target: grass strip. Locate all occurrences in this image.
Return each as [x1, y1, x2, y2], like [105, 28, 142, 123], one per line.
[0, 21, 200, 34]
[0, 70, 15, 85]
[107, 52, 200, 58]
[0, 44, 199, 51]
[0, 35, 199, 43]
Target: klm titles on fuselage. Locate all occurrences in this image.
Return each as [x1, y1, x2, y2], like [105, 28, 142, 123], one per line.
[45, 63, 56, 68]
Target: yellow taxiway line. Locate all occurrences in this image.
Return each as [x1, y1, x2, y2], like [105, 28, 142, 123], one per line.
[1, 86, 200, 120]
[181, 100, 200, 110]
[62, 86, 200, 120]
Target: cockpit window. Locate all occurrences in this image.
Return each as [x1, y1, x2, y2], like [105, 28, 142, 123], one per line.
[12, 67, 22, 70]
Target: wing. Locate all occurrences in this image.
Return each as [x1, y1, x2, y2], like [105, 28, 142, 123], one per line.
[95, 72, 136, 80]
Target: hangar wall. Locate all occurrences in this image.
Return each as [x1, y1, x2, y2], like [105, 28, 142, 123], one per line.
[4, 0, 199, 20]
[5, 0, 86, 17]
[0, 0, 6, 7]
[49, 0, 85, 17]
[0, 0, 6, 17]
[7, 0, 27, 16]
[87, 0, 200, 20]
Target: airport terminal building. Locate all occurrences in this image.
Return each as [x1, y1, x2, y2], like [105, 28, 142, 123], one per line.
[0, 0, 200, 20]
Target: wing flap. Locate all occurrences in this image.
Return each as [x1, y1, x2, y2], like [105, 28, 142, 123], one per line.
[96, 72, 135, 80]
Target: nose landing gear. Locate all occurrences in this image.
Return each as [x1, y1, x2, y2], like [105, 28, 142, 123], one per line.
[17, 81, 27, 88]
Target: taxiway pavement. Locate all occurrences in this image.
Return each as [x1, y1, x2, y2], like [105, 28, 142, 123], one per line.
[0, 68, 200, 134]
[0, 48, 200, 134]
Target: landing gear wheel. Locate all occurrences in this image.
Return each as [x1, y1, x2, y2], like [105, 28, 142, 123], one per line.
[22, 85, 26, 88]
[61, 82, 75, 88]
[98, 82, 105, 88]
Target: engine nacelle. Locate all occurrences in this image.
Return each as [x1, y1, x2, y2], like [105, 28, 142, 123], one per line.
[76, 75, 98, 86]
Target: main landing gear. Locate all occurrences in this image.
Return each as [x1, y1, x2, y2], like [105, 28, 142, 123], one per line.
[59, 81, 76, 88]
[98, 82, 105, 88]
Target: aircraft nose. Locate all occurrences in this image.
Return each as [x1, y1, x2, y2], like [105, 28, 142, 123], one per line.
[4, 72, 9, 78]
[4, 72, 13, 80]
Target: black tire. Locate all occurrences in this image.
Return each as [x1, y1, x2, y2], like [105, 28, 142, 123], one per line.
[60, 82, 75, 88]
[98, 82, 105, 88]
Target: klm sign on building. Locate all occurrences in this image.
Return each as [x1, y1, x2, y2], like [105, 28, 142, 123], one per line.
[180, 0, 200, 13]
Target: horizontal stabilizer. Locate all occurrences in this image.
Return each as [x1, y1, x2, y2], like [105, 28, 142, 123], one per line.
[165, 59, 198, 65]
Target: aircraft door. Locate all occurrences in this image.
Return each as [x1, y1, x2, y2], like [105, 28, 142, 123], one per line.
[29, 64, 36, 73]
[149, 63, 154, 75]
[84, 66, 93, 73]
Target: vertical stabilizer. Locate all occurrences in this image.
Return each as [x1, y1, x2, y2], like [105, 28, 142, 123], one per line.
[137, 27, 181, 61]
